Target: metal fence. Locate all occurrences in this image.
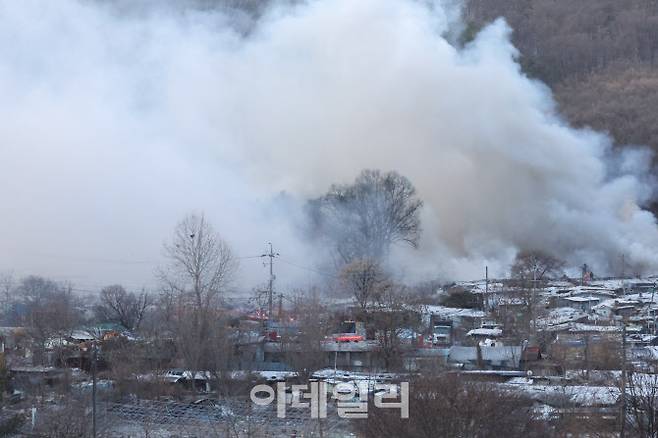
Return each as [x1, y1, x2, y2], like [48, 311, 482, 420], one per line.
[100, 399, 352, 437]
[21, 398, 354, 437]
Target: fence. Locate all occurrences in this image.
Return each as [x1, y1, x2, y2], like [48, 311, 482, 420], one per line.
[23, 397, 353, 438]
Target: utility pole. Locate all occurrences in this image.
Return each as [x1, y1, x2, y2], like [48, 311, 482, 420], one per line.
[485, 265, 489, 311]
[278, 293, 283, 320]
[91, 341, 97, 438]
[620, 321, 627, 438]
[530, 267, 537, 339]
[621, 254, 627, 296]
[261, 243, 279, 320]
[649, 281, 656, 336]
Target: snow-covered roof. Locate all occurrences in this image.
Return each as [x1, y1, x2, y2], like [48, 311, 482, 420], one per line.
[495, 296, 527, 306]
[70, 330, 95, 341]
[593, 298, 643, 311]
[590, 278, 647, 290]
[549, 280, 579, 288]
[311, 368, 398, 381]
[614, 299, 641, 306]
[562, 296, 601, 303]
[543, 322, 641, 333]
[467, 328, 502, 337]
[627, 334, 657, 343]
[257, 371, 299, 382]
[162, 370, 213, 383]
[537, 308, 588, 328]
[569, 323, 622, 333]
[633, 346, 658, 361]
[507, 377, 533, 385]
[510, 384, 620, 407]
[569, 286, 617, 294]
[566, 323, 641, 333]
[423, 305, 485, 319]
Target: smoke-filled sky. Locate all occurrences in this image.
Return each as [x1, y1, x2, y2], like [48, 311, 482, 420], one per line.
[1, 0, 657, 293]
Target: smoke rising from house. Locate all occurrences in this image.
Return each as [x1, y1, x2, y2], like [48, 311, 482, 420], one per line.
[1, 0, 657, 289]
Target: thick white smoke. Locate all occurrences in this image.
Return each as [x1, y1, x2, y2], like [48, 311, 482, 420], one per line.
[0, 0, 656, 290]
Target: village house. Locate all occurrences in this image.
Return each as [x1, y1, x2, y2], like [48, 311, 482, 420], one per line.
[423, 305, 485, 344]
[448, 345, 524, 370]
[558, 296, 601, 312]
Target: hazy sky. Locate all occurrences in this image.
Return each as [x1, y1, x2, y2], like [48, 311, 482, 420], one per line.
[1, 0, 657, 294]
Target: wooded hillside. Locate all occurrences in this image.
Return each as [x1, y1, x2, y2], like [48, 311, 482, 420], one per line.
[466, 0, 658, 153]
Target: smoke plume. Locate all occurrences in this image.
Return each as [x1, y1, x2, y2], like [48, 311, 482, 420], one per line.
[1, 0, 656, 290]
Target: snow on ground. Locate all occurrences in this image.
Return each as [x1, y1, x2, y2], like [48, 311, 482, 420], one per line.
[504, 384, 621, 406]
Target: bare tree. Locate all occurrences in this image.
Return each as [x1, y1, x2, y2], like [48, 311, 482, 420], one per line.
[284, 291, 331, 380]
[309, 169, 423, 264]
[510, 250, 565, 284]
[96, 285, 151, 331]
[0, 271, 14, 314]
[158, 213, 237, 377]
[360, 372, 540, 438]
[204, 310, 249, 399]
[16, 276, 80, 364]
[340, 258, 390, 311]
[510, 250, 564, 335]
[626, 372, 658, 437]
[371, 285, 419, 371]
[408, 279, 443, 305]
[160, 213, 237, 311]
[31, 394, 108, 437]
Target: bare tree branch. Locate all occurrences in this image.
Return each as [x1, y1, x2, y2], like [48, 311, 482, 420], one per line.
[309, 169, 423, 265]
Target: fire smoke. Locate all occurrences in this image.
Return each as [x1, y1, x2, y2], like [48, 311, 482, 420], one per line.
[0, 0, 656, 288]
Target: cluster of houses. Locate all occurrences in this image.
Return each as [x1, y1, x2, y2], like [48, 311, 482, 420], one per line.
[3, 278, 655, 379]
[1, 276, 658, 432]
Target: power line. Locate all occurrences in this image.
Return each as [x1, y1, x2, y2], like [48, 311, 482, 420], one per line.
[9, 251, 159, 265]
[277, 257, 338, 278]
[5, 250, 337, 296]
[10, 250, 276, 264]
[71, 287, 100, 294]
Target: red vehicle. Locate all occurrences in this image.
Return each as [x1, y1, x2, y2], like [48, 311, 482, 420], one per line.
[332, 321, 366, 342]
